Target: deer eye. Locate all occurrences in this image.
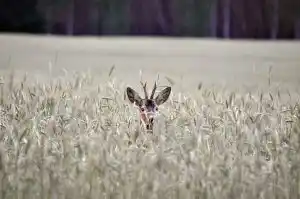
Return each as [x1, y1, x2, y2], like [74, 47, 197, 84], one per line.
[155, 107, 158, 111]
[141, 107, 145, 112]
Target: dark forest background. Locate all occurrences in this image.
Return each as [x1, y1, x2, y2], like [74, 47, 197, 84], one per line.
[1, 0, 300, 39]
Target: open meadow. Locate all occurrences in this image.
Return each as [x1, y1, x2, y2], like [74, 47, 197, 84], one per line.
[1, 34, 300, 199]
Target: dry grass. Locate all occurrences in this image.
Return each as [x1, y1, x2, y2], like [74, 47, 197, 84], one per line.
[1, 69, 300, 199]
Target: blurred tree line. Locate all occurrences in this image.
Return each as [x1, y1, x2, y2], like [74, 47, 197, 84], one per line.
[0, 0, 300, 39]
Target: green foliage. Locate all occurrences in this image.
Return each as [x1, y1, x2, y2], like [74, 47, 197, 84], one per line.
[0, 0, 44, 32]
[172, 0, 213, 36]
[1, 0, 300, 38]
[98, 0, 131, 34]
[279, 0, 300, 21]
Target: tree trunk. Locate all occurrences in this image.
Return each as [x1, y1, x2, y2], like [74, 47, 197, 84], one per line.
[223, 0, 231, 38]
[156, 0, 172, 35]
[295, 18, 300, 39]
[210, 0, 218, 37]
[45, 6, 53, 34]
[89, 4, 99, 35]
[270, 0, 279, 39]
[66, 0, 74, 35]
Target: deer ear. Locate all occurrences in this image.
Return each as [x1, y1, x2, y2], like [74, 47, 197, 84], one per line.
[126, 87, 142, 106]
[155, 87, 171, 106]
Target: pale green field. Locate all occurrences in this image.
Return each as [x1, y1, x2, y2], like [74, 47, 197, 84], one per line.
[1, 34, 300, 90]
[1, 34, 300, 199]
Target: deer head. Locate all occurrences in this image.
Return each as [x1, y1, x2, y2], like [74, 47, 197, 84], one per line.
[126, 81, 171, 132]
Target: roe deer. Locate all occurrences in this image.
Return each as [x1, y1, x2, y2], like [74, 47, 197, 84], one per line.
[126, 81, 171, 133]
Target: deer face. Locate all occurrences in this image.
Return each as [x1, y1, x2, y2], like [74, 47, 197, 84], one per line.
[126, 83, 171, 132]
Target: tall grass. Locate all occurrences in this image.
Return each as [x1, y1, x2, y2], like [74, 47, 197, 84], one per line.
[0, 71, 300, 199]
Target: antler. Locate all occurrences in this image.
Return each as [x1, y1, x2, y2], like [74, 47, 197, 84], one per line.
[150, 81, 157, 99]
[140, 81, 148, 99]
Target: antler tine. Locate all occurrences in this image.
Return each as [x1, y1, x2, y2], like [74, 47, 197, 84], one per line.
[150, 81, 157, 99]
[140, 81, 148, 99]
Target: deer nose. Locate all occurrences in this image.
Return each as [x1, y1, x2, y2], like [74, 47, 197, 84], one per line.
[149, 117, 154, 123]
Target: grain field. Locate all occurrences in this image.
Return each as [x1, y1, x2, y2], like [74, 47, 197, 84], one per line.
[0, 34, 300, 199]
